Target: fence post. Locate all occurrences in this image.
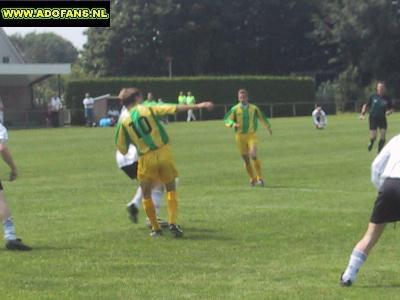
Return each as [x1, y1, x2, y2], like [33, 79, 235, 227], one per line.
[224, 105, 228, 115]
[270, 104, 274, 118]
[292, 103, 296, 117]
[199, 108, 203, 121]
[174, 113, 177, 122]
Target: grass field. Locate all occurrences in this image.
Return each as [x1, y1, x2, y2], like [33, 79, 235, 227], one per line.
[0, 114, 399, 299]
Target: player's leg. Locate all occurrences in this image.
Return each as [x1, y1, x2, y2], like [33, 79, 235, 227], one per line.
[249, 136, 264, 186]
[368, 117, 378, 151]
[368, 130, 377, 151]
[236, 134, 256, 185]
[378, 125, 387, 153]
[164, 180, 183, 237]
[242, 155, 256, 186]
[121, 163, 140, 223]
[141, 180, 161, 235]
[0, 190, 31, 250]
[341, 222, 386, 286]
[151, 184, 168, 228]
[126, 186, 141, 223]
[159, 146, 183, 237]
[137, 155, 161, 235]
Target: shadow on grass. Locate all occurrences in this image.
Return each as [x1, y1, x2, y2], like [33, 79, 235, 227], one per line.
[137, 226, 233, 241]
[0, 245, 83, 252]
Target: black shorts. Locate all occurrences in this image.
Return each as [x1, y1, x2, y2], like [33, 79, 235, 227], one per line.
[120, 162, 138, 180]
[369, 116, 387, 130]
[370, 178, 400, 224]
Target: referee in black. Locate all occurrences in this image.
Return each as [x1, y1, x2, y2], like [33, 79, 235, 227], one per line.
[360, 81, 393, 153]
[340, 134, 400, 286]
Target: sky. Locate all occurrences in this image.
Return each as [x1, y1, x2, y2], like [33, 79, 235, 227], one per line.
[3, 27, 88, 49]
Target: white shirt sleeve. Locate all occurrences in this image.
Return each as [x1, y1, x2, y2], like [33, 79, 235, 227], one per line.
[0, 124, 9, 144]
[371, 142, 392, 189]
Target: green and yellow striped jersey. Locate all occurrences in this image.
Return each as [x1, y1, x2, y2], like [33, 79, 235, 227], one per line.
[115, 104, 176, 156]
[224, 103, 271, 134]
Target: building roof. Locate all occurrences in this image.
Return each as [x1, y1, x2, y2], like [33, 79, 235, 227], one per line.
[0, 28, 71, 87]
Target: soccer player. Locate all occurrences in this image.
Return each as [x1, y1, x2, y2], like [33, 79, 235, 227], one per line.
[312, 104, 327, 129]
[340, 134, 400, 286]
[0, 124, 31, 250]
[116, 106, 167, 227]
[360, 81, 393, 153]
[224, 89, 272, 186]
[115, 88, 213, 237]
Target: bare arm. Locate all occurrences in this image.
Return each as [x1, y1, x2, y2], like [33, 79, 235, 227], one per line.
[0, 143, 17, 181]
[360, 104, 368, 120]
[175, 102, 214, 112]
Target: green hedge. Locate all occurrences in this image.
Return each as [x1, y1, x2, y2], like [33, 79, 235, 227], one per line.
[65, 76, 315, 109]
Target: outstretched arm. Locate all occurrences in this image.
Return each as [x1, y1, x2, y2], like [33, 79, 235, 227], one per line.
[175, 102, 213, 113]
[151, 102, 214, 115]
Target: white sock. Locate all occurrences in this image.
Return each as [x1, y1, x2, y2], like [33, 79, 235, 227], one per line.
[151, 185, 164, 217]
[342, 249, 367, 282]
[128, 186, 142, 208]
[3, 217, 16, 241]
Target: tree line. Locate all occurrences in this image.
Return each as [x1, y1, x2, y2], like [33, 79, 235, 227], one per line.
[8, 0, 400, 101]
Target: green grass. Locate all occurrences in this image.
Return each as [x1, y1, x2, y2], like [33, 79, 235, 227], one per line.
[0, 114, 399, 299]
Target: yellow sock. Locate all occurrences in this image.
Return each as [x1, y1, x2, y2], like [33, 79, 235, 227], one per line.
[142, 199, 160, 231]
[245, 163, 256, 180]
[167, 191, 178, 225]
[253, 159, 262, 180]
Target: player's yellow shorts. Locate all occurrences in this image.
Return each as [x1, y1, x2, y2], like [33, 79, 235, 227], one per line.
[138, 144, 178, 183]
[235, 133, 257, 155]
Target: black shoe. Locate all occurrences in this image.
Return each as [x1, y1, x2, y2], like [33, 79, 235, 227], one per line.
[127, 204, 139, 224]
[169, 224, 184, 238]
[340, 273, 352, 287]
[368, 143, 373, 152]
[5, 239, 32, 251]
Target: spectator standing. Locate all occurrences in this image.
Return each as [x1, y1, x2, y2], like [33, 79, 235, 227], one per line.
[48, 95, 63, 128]
[178, 91, 186, 105]
[186, 91, 196, 122]
[83, 93, 95, 127]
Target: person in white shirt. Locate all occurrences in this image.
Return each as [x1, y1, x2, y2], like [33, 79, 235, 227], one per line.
[116, 106, 168, 228]
[83, 93, 95, 127]
[312, 104, 327, 129]
[48, 96, 63, 127]
[340, 134, 400, 287]
[0, 124, 31, 250]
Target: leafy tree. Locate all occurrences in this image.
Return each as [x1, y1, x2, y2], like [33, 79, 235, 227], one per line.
[9, 32, 78, 63]
[81, 0, 326, 76]
[313, 0, 400, 90]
